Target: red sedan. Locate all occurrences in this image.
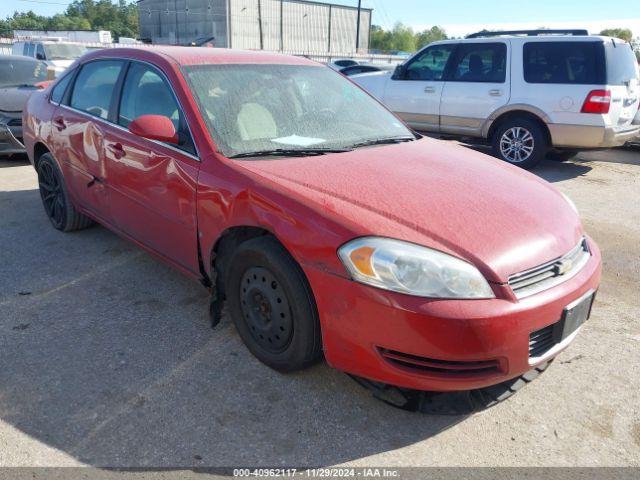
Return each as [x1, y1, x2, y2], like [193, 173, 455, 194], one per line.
[23, 47, 601, 396]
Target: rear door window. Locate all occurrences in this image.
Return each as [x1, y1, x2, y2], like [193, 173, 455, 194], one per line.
[523, 41, 606, 85]
[70, 60, 124, 120]
[25, 43, 35, 57]
[449, 42, 507, 83]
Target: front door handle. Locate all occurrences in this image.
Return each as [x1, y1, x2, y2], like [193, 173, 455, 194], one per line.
[107, 142, 126, 159]
[424, 86, 436, 93]
[53, 116, 66, 131]
[489, 89, 503, 97]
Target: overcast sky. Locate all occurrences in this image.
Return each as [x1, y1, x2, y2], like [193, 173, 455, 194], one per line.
[3, 0, 640, 38]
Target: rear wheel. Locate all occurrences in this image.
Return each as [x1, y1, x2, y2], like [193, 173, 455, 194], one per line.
[226, 236, 322, 372]
[492, 118, 548, 169]
[37, 153, 94, 232]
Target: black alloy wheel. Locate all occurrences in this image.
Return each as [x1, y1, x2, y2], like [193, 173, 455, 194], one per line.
[36, 153, 94, 232]
[37, 158, 66, 229]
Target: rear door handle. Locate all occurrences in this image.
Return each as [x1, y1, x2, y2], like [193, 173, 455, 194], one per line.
[489, 89, 503, 97]
[107, 142, 126, 159]
[424, 86, 436, 93]
[53, 116, 66, 131]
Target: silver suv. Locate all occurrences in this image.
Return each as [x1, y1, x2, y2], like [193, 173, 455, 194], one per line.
[354, 30, 640, 168]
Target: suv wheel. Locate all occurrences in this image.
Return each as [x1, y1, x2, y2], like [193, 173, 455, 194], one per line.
[492, 118, 548, 169]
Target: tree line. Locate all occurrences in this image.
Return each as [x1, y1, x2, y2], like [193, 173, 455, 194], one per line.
[0, 0, 138, 41]
[370, 23, 448, 53]
[371, 24, 638, 59]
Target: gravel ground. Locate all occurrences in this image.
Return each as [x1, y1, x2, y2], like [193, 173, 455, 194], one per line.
[0, 146, 638, 468]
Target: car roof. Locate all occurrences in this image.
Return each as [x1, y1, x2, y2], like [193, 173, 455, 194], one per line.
[86, 46, 321, 67]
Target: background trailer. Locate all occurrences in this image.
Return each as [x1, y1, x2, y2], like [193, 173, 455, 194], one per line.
[137, 0, 372, 53]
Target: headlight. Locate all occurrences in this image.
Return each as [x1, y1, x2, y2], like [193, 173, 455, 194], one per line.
[338, 237, 494, 299]
[562, 193, 578, 215]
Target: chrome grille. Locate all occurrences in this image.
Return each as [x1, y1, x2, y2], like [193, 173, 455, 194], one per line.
[509, 238, 590, 298]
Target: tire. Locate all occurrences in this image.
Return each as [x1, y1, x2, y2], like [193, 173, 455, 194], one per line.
[547, 149, 578, 162]
[36, 152, 94, 232]
[352, 360, 554, 415]
[492, 118, 548, 169]
[226, 236, 322, 372]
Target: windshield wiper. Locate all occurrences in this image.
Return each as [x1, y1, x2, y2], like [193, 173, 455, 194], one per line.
[229, 148, 352, 159]
[350, 136, 416, 148]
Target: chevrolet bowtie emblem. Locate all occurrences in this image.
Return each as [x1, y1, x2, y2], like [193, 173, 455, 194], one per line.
[554, 259, 573, 276]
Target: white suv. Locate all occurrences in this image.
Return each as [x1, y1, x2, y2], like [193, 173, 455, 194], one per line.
[354, 30, 640, 168]
[13, 40, 87, 77]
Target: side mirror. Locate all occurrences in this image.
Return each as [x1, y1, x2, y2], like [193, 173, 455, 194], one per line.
[36, 52, 45, 60]
[128, 115, 179, 144]
[392, 64, 406, 80]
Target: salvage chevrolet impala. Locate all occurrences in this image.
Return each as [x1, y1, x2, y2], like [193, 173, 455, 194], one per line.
[23, 47, 601, 398]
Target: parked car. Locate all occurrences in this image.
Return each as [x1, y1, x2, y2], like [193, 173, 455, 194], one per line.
[0, 55, 51, 156]
[328, 58, 359, 70]
[13, 39, 87, 77]
[354, 30, 640, 169]
[24, 47, 601, 398]
[339, 63, 395, 76]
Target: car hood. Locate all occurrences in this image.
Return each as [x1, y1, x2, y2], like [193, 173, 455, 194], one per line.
[236, 138, 583, 282]
[0, 86, 36, 114]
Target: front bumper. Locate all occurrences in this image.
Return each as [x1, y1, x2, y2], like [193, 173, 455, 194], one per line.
[304, 237, 601, 392]
[0, 124, 25, 155]
[550, 123, 640, 149]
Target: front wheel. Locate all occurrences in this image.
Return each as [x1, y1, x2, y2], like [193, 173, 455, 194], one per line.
[492, 118, 548, 169]
[226, 236, 322, 372]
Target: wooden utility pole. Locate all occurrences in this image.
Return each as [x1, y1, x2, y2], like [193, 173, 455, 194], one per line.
[355, 0, 362, 52]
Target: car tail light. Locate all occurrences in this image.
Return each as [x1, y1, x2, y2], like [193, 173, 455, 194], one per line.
[581, 90, 611, 114]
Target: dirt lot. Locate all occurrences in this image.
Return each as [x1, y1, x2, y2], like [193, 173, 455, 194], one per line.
[0, 146, 639, 468]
